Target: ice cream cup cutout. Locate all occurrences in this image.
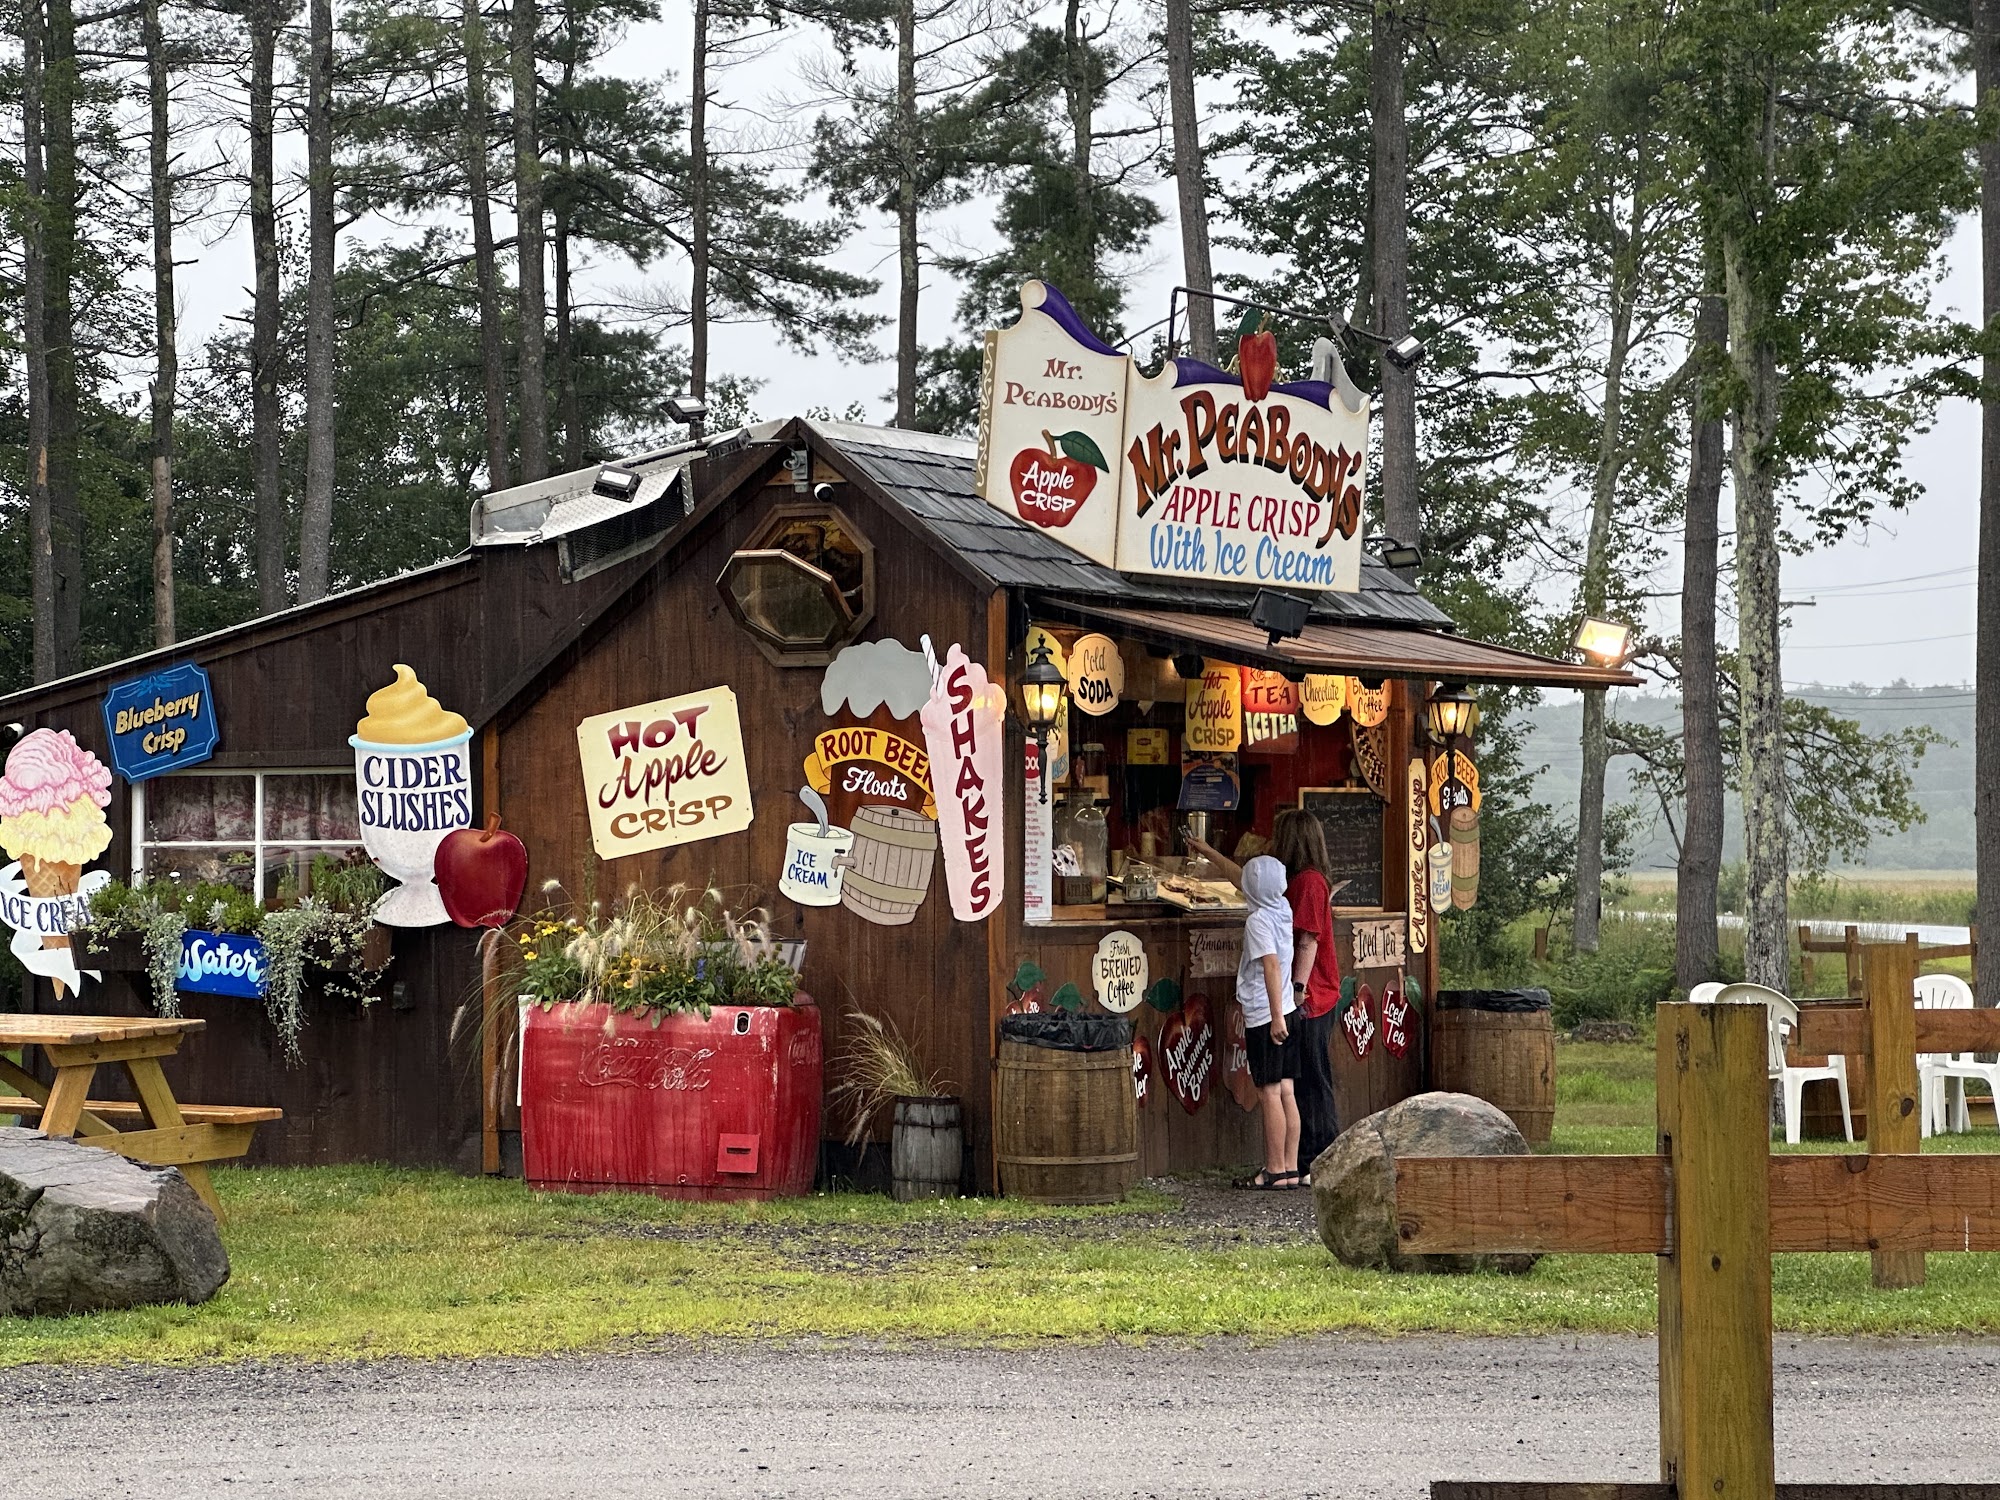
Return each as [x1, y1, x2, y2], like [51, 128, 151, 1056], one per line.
[351, 666, 474, 928]
[781, 787, 853, 907]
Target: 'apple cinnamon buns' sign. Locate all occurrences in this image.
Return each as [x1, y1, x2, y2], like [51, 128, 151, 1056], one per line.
[576, 686, 755, 860]
[975, 280, 1371, 592]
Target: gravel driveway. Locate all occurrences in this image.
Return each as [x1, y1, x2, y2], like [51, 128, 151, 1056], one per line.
[6, 1334, 1997, 1497]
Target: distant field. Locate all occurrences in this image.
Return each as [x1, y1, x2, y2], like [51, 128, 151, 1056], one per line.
[1614, 872, 1974, 927]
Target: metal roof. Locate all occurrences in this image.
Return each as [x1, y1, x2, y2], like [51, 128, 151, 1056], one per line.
[824, 428, 1455, 629]
[1043, 602, 1641, 689]
[470, 444, 703, 546]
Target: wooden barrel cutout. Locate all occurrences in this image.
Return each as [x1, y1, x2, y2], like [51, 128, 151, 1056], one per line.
[840, 806, 938, 926]
[1450, 805, 1480, 910]
[1432, 989, 1554, 1144]
[891, 1095, 963, 1201]
[995, 1039, 1139, 1204]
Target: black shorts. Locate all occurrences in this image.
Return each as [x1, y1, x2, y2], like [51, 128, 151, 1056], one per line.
[1245, 1019, 1299, 1088]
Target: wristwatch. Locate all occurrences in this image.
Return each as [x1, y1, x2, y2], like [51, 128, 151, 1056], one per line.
[1293, 981, 1307, 996]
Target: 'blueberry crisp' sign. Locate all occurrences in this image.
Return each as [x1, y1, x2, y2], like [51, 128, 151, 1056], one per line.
[101, 663, 219, 782]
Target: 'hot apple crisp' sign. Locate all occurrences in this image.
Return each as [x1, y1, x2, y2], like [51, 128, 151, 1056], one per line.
[975, 280, 1371, 593]
[576, 686, 755, 860]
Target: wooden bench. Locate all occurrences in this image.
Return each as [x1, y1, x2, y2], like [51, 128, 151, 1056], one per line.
[0, 1096, 280, 1173]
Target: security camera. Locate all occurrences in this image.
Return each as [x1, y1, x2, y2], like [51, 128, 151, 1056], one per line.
[813, 482, 837, 503]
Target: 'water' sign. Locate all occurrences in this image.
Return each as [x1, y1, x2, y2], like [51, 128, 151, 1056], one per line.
[177, 929, 268, 998]
[102, 663, 219, 781]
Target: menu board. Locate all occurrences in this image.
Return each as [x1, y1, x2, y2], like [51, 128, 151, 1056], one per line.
[1297, 787, 1383, 909]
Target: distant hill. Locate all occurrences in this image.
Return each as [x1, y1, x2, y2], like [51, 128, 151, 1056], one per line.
[1516, 684, 1973, 874]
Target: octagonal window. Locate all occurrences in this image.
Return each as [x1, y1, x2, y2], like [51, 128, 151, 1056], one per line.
[717, 498, 875, 666]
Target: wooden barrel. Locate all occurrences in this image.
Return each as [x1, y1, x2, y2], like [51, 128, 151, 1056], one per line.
[1432, 989, 1554, 1144]
[1450, 806, 1480, 910]
[995, 1039, 1138, 1204]
[840, 807, 938, 926]
[891, 1095, 962, 1201]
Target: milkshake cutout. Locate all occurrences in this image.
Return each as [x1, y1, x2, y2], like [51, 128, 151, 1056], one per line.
[350, 665, 474, 926]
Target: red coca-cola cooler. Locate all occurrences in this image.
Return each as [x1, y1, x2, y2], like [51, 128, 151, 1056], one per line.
[520, 999, 822, 1200]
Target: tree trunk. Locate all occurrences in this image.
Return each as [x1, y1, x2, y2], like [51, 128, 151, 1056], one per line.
[22, 0, 56, 682]
[463, 0, 509, 490]
[1062, 0, 1095, 275]
[1368, 0, 1417, 568]
[144, 0, 176, 647]
[43, 0, 81, 673]
[1164, 0, 1214, 363]
[512, 0, 549, 477]
[1676, 288, 1728, 992]
[554, 199, 576, 466]
[1725, 234, 1789, 992]
[1978, 0, 2000, 1009]
[893, 0, 917, 426]
[298, 0, 336, 604]
[688, 0, 709, 427]
[249, 0, 286, 612]
[1571, 257, 1636, 955]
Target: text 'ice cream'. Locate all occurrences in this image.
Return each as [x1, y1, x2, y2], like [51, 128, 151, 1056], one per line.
[0, 728, 115, 992]
[355, 665, 469, 745]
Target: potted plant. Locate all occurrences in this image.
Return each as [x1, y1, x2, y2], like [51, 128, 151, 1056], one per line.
[511, 884, 820, 1201]
[831, 1010, 960, 1201]
[73, 856, 393, 1062]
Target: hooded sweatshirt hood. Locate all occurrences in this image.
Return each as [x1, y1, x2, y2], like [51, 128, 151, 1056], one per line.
[1242, 854, 1289, 911]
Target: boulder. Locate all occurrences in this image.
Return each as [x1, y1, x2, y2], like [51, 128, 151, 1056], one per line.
[1310, 1091, 1539, 1274]
[0, 1127, 229, 1316]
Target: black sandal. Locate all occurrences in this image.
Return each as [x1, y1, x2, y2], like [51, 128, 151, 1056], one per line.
[1234, 1170, 1289, 1190]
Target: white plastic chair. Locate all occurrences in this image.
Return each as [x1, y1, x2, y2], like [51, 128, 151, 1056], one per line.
[1913, 973, 1993, 1136]
[1716, 982, 1852, 1145]
[1688, 982, 1726, 1005]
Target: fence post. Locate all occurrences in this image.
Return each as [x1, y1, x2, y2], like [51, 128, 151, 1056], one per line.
[1864, 936, 1924, 1289]
[1655, 1000, 1776, 1499]
[1843, 925, 1862, 998]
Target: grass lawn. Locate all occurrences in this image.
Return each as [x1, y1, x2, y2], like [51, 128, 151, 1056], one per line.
[5, 1036, 1999, 1364]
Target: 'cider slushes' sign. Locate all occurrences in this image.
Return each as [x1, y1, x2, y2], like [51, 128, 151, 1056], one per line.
[975, 280, 1370, 592]
[576, 686, 755, 860]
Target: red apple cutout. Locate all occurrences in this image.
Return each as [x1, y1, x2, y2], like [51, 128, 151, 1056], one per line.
[1223, 1002, 1257, 1112]
[1010, 428, 1107, 528]
[435, 813, 529, 929]
[1161, 993, 1216, 1115]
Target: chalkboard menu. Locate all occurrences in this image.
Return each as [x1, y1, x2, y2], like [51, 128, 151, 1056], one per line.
[1297, 787, 1384, 908]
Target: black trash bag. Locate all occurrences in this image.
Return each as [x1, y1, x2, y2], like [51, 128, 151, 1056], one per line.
[999, 1012, 1134, 1052]
[1435, 988, 1552, 1014]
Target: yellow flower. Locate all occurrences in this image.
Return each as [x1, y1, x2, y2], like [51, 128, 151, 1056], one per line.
[523, 950, 538, 960]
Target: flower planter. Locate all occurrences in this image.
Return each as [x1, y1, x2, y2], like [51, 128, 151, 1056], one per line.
[307, 923, 393, 974]
[72, 930, 146, 973]
[520, 998, 822, 1201]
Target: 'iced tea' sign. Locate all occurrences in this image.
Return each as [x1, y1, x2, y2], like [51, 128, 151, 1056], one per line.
[576, 686, 755, 860]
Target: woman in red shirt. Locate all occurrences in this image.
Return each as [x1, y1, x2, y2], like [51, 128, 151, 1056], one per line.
[1270, 808, 1343, 1180]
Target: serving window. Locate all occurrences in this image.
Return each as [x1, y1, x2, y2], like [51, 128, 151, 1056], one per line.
[1029, 630, 1398, 925]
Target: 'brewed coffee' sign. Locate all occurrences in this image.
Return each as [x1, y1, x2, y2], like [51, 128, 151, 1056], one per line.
[1091, 929, 1147, 1013]
[576, 686, 755, 859]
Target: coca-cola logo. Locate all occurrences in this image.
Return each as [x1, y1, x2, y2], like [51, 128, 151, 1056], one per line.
[581, 1037, 716, 1091]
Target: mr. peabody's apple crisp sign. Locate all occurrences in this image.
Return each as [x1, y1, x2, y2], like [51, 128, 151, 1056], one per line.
[973, 280, 1371, 592]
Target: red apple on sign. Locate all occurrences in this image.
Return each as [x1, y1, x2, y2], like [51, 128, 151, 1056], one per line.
[434, 813, 529, 928]
[1010, 428, 1107, 528]
[1161, 993, 1216, 1115]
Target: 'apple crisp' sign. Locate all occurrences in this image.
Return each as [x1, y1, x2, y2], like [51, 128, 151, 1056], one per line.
[975, 280, 1370, 593]
[576, 686, 755, 860]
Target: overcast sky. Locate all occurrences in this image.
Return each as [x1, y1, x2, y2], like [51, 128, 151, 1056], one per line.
[168, 8, 1981, 693]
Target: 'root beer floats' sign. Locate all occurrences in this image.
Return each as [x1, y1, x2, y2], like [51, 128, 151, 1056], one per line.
[975, 280, 1370, 592]
[576, 686, 755, 860]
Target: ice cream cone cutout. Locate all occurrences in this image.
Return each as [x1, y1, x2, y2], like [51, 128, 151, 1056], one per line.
[0, 728, 114, 997]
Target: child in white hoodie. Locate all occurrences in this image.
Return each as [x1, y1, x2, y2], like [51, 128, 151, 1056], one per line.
[1236, 854, 1301, 1189]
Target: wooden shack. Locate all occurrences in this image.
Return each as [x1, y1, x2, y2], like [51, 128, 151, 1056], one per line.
[0, 417, 1634, 1188]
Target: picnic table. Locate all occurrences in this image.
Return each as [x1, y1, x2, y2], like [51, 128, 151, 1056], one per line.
[0, 1014, 280, 1216]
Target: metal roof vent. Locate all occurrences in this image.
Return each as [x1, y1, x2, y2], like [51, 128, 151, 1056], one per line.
[557, 470, 685, 582]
